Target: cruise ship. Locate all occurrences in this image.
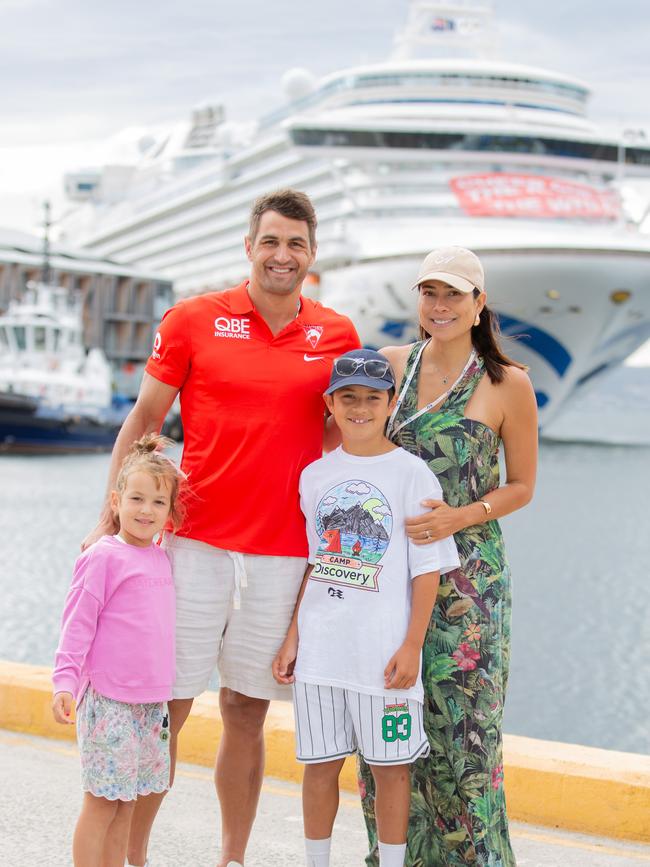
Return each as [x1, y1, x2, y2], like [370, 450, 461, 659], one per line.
[58, 0, 650, 424]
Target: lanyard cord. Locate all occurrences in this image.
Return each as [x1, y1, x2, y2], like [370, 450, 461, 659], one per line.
[387, 341, 477, 439]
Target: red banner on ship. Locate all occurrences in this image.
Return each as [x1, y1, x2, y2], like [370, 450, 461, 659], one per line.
[450, 174, 620, 219]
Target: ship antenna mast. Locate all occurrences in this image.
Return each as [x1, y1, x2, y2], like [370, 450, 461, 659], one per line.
[41, 200, 52, 286]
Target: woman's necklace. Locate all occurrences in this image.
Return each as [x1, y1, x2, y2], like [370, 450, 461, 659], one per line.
[387, 341, 477, 438]
[431, 361, 451, 385]
[429, 351, 467, 386]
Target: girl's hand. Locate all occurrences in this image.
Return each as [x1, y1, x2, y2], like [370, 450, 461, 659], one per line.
[384, 641, 421, 690]
[52, 691, 74, 725]
[405, 499, 462, 544]
[272, 630, 298, 685]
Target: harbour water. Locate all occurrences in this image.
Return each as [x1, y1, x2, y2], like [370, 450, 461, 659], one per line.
[1, 367, 649, 756]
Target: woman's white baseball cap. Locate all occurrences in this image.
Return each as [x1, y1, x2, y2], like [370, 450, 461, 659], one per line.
[413, 246, 485, 293]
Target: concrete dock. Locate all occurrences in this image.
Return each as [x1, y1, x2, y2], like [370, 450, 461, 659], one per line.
[2, 660, 650, 865]
[2, 729, 650, 867]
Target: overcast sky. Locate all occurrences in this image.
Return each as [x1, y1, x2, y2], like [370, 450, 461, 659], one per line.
[2, 0, 649, 232]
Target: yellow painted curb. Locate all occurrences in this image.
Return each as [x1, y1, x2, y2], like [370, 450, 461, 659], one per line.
[2, 659, 649, 843]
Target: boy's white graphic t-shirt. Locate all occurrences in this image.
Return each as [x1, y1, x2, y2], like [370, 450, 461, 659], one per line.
[295, 446, 460, 702]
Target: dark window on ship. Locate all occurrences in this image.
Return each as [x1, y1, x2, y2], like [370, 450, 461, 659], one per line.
[291, 128, 650, 165]
[13, 326, 27, 350]
[34, 326, 47, 350]
[626, 147, 650, 166]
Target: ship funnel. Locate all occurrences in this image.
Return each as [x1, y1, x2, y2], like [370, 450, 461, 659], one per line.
[393, 0, 497, 59]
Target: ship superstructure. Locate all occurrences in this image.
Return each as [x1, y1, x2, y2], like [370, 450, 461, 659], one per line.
[59, 1, 650, 423]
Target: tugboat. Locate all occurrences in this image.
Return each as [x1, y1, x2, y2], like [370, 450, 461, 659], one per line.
[0, 282, 123, 453]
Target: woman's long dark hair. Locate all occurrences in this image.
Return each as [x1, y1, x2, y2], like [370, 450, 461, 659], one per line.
[418, 289, 526, 384]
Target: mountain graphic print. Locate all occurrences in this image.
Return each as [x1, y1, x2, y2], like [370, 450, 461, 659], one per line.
[311, 479, 393, 592]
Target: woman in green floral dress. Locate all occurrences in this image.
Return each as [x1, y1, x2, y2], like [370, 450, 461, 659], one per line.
[358, 247, 538, 866]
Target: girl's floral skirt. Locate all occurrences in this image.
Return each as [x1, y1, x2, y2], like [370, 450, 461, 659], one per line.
[77, 685, 170, 801]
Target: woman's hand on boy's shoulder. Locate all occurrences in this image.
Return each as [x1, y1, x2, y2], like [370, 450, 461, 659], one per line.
[272, 630, 298, 685]
[406, 499, 462, 543]
[52, 691, 75, 725]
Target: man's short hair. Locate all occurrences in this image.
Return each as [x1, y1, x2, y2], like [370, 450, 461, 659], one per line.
[248, 188, 317, 250]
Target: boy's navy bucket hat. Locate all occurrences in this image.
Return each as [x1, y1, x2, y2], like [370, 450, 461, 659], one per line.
[325, 348, 395, 395]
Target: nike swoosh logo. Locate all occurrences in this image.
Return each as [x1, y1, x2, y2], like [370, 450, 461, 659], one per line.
[304, 354, 325, 362]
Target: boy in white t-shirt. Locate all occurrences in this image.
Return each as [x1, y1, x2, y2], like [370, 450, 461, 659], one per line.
[273, 349, 460, 867]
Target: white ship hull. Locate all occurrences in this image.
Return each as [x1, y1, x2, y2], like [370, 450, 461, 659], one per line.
[313, 227, 650, 425]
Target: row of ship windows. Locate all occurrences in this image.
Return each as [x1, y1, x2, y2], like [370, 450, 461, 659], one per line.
[344, 98, 579, 116]
[129, 149, 286, 217]
[0, 325, 81, 352]
[291, 129, 650, 165]
[349, 73, 586, 101]
[343, 206, 616, 220]
[347, 165, 612, 184]
[96, 158, 328, 256]
[260, 74, 586, 127]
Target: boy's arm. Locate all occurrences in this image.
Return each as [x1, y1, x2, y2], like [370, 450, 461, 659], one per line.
[384, 570, 439, 690]
[272, 564, 314, 684]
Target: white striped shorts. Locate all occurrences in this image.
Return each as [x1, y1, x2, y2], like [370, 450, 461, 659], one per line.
[293, 680, 429, 766]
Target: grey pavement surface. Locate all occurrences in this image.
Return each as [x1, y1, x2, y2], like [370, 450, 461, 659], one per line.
[1, 729, 649, 867]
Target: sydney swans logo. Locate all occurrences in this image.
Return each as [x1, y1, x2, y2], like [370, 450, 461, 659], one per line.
[303, 325, 323, 348]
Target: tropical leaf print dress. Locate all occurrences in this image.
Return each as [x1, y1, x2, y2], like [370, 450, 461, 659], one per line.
[359, 342, 516, 867]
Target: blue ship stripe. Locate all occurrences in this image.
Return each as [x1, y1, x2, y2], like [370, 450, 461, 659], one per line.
[497, 314, 572, 377]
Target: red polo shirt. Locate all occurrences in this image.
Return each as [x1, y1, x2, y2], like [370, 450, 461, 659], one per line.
[145, 281, 360, 556]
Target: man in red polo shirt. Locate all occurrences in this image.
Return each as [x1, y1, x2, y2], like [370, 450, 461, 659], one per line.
[82, 189, 360, 867]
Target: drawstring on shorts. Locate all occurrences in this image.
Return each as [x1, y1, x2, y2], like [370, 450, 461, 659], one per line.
[226, 550, 248, 610]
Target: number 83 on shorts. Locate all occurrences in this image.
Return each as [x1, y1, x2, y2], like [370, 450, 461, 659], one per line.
[381, 710, 412, 742]
[294, 683, 430, 766]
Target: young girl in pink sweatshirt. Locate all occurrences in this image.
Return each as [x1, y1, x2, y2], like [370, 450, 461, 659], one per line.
[52, 434, 185, 867]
